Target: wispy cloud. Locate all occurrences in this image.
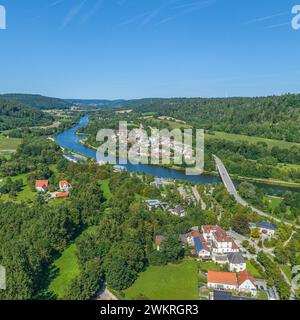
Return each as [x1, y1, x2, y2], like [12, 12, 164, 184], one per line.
[244, 11, 290, 25]
[80, 0, 104, 24]
[261, 21, 290, 30]
[156, 0, 216, 26]
[61, 0, 88, 29]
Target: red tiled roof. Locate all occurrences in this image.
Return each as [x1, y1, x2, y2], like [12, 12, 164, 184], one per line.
[155, 235, 165, 246]
[237, 269, 256, 286]
[59, 180, 71, 187]
[208, 270, 237, 286]
[186, 230, 201, 238]
[35, 180, 49, 188]
[55, 192, 69, 198]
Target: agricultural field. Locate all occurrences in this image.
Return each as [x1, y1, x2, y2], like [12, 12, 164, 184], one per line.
[124, 261, 199, 300]
[206, 131, 300, 149]
[0, 134, 21, 151]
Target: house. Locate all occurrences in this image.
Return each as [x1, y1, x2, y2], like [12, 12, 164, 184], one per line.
[181, 230, 211, 258]
[194, 236, 211, 258]
[155, 235, 166, 251]
[207, 269, 257, 296]
[212, 253, 228, 265]
[170, 205, 186, 217]
[59, 180, 72, 192]
[207, 270, 238, 292]
[202, 225, 240, 254]
[237, 269, 257, 296]
[256, 221, 277, 238]
[227, 253, 246, 272]
[55, 192, 69, 199]
[35, 180, 49, 193]
[146, 199, 161, 210]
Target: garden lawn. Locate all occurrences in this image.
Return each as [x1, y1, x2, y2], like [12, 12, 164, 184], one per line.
[246, 260, 262, 278]
[198, 261, 222, 272]
[124, 261, 199, 300]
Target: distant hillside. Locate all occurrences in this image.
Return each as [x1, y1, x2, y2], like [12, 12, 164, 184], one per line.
[67, 99, 125, 107]
[0, 94, 71, 110]
[0, 99, 53, 130]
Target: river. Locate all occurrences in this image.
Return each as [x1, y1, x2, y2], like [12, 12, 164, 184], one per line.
[55, 116, 299, 194]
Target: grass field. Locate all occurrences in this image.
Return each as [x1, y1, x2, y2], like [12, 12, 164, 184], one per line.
[47, 244, 80, 299]
[198, 261, 222, 272]
[263, 195, 283, 211]
[0, 135, 21, 151]
[124, 261, 199, 300]
[100, 179, 112, 199]
[0, 173, 36, 203]
[246, 260, 262, 278]
[47, 225, 98, 299]
[206, 131, 300, 149]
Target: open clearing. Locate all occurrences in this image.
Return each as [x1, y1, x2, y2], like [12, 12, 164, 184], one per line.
[206, 131, 300, 149]
[124, 260, 199, 300]
[0, 135, 22, 151]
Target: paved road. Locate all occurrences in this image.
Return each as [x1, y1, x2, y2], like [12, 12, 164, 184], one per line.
[213, 155, 300, 229]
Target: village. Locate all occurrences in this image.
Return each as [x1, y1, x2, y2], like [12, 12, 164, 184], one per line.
[156, 222, 278, 300]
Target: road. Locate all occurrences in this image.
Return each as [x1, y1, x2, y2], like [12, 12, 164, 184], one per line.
[213, 155, 300, 229]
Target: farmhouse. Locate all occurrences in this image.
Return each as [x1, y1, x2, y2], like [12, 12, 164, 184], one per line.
[35, 180, 49, 193]
[59, 180, 72, 192]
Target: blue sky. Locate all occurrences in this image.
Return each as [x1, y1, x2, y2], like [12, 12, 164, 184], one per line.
[0, 0, 299, 99]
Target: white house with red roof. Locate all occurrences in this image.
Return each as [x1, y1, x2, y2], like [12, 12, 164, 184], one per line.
[207, 269, 257, 296]
[237, 269, 257, 295]
[35, 180, 49, 193]
[202, 225, 240, 254]
[59, 180, 72, 192]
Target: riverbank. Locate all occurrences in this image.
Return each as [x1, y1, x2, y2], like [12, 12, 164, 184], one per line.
[79, 139, 300, 189]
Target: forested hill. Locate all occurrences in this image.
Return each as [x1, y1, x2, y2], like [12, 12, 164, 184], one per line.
[0, 99, 53, 130]
[0, 94, 71, 110]
[121, 94, 300, 143]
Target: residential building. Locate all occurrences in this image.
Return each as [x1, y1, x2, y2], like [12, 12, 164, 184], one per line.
[155, 235, 166, 251]
[207, 270, 238, 292]
[227, 253, 246, 272]
[237, 269, 257, 296]
[202, 225, 240, 254]
[256, 221, 277, 238]
[55, 192, 69, 199]
[35, 180, 49, 193]
[207, 269, 257, 296]
[59, 180, 72, 192]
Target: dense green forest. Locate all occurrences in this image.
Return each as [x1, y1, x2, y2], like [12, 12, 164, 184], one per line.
[0, 94, 71, 110]
[0, 100, 53, 130]
[117, 94, 300, 143]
